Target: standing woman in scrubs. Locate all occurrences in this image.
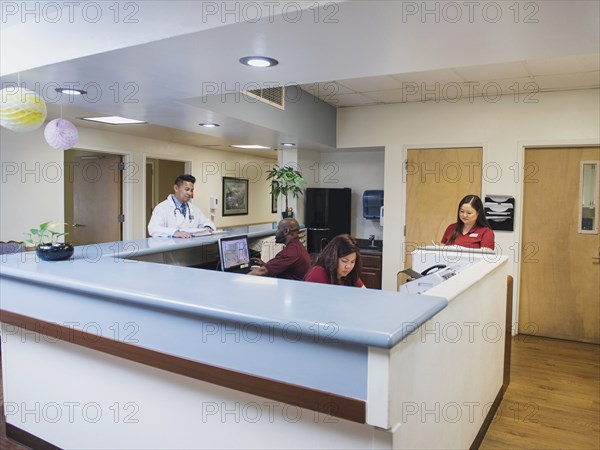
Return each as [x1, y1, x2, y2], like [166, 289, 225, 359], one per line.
[441, 195, 495, 250]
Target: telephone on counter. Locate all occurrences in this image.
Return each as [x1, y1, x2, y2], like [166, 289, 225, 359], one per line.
[420, 264, 447, 276]
[398, 264, 447, 281]
[398, 264, 457, 294]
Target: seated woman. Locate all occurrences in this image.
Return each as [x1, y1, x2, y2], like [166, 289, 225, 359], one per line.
[441, 194, 495, 250]
[304, 234, 366, 288]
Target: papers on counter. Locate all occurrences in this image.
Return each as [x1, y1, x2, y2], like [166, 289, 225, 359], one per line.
[181, 228, 227, 237]
[418, 245, 495, 254]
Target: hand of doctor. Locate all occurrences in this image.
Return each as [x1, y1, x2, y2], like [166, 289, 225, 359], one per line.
[174, 230, 193, 238]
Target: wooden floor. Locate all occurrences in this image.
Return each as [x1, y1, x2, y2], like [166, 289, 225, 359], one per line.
[1, 336, 598, 449]
[481, 335, 600, 449]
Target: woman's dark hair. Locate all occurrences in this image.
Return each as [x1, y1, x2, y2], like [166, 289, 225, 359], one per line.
[174, 174, 196, 186]
[315, 234, 362, 286]
[447, 194, 491, 244]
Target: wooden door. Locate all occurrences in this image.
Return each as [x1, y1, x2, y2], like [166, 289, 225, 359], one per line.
[146, 162, 154, 238]
[145, 158, 185, 236]
[70, 154, 122, 245]
[520, 147, 600, 343]
[404, 148, 482, 268]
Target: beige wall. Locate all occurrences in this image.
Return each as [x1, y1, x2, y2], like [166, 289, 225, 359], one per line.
[0, 126, 277, 241]
[156, 159, 186, 202]
[337, 88, 600, 300]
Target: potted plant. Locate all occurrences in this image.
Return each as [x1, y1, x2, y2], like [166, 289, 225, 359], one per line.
[20, 222, 73, 261]
[266, 165, 306, 218]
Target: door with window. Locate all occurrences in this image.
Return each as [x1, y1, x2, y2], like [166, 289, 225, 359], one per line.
[520, 147, 600, 343]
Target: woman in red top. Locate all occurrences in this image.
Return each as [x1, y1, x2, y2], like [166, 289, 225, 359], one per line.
[305, 234, 366, 287]
[441, 195, 495, 250]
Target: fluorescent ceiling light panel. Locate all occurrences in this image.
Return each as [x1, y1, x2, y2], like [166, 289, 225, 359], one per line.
[230, 144, 270, 149]
[80, 116, 147, 125]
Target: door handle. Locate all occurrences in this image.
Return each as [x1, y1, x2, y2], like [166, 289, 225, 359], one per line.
[72, 223, 86, 227]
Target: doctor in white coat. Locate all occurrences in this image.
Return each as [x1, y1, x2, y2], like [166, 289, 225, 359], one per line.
[148, 174, 216, 238]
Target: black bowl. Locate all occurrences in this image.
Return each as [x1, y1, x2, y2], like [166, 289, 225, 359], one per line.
[36, 243, 74, 261]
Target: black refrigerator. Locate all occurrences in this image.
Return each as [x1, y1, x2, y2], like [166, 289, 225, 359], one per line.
[305, 188, 352, 253]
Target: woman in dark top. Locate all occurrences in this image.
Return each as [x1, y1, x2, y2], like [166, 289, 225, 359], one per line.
[304, 234, 366, 287]
[441, 194, 495, 250]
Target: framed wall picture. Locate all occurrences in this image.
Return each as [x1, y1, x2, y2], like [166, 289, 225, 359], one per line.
[271, 192, 277, 213]
[222, 177, 248, 216]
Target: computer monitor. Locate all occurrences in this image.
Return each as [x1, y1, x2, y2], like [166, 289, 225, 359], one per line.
[218, 235, 251, 272]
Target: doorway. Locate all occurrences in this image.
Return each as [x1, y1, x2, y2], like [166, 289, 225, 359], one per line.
[519, 147, 600, 343]
[145, 158, 186, 236]
[64, 150, 123, 245]
[404, 147, 483, 268]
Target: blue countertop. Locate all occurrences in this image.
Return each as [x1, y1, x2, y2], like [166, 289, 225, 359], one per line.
[0, 224, 447, 349]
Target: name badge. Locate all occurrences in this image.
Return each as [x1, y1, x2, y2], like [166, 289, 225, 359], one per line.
[469, 233, 478, 238]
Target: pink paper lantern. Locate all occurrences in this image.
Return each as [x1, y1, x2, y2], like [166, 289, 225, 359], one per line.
[44, 118, 78, 151]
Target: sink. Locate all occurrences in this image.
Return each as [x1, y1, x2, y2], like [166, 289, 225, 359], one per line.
[356, 238, 383, 251]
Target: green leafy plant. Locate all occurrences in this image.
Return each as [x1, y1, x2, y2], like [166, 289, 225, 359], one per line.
[20, 222, 69, 249]
[266, 165, 306, 212]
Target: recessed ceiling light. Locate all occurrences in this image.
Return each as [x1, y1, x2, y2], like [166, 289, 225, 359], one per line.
[80, 116, 147, 125]
[230, 144, 271, 149]
[55, 87, 87, 95]
[199, 122, 220, 128]
[239, 56, 279, 68]
[281, 142, 296, 147]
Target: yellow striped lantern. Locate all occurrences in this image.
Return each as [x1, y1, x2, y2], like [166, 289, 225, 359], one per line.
[0, 87, 47, 132]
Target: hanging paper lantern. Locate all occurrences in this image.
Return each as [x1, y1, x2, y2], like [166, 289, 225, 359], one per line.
[44, 118, 78, 151]
[0, 87, 47, 132]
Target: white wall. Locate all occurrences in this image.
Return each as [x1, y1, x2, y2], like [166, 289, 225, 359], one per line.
[337, 88, 600, 302]
[0, 126, 277, 241]
[0, 127, 64, 242]
[295, 149, 385, 240]
[296, 148, 322, 225]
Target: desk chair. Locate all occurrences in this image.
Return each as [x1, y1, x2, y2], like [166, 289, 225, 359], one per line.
[258, 237, 284, 264]
[0, 241, 24, 255]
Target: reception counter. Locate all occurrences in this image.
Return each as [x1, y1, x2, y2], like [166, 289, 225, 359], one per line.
[0, 229, 508, 449]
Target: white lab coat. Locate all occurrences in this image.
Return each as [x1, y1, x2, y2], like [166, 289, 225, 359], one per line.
[147, 195, 215, 237]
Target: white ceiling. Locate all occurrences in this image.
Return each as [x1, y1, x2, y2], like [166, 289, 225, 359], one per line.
[302, 55, 600, 107]
[1, 1, 599, 154]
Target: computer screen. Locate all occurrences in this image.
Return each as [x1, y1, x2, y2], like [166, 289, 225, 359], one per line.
[218, 235, 251, 272]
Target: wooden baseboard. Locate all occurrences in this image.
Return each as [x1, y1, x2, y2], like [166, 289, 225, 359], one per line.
[6, 423, 62, 450]
[503, 276, 513, 393]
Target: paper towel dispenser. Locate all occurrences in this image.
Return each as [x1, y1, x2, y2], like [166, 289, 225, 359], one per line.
[363, 190, 384, 219]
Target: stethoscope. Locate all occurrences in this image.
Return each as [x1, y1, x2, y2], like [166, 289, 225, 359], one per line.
[171, 196, 194, 222]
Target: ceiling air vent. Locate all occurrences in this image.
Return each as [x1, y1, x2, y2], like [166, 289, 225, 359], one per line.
[244, 86, 285, 110]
